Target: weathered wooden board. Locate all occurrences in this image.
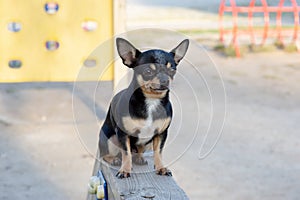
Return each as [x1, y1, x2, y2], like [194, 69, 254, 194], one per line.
[87, 151, 189, 200]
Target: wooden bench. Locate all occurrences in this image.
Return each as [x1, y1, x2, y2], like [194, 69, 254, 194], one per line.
[87, 151, 189, 200]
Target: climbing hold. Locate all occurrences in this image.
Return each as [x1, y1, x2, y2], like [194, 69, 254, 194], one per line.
[45, 41, 59, 51]
[8, 60, 22, 68]
[81, 20, 98, 31]
[7, 22, 21, 32]
[83, 59, 97, 67]
[44, 2, 59, 14]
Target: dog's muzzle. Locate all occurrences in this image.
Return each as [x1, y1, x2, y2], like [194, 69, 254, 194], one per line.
[150, 83, 169, 91]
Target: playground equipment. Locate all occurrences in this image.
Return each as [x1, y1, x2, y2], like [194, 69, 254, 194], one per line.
[219, 0, 300, 57]
[87, 152, 189, 200]
[0, 0, 113, 82]
[88, 171, 108, 200]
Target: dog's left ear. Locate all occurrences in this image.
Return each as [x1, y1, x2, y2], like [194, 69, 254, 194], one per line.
[170, 39, 189, 65]
[116, 38, 141, 68]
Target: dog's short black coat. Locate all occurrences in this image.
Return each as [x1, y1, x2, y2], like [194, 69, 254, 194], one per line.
[99, 38, 189, 179]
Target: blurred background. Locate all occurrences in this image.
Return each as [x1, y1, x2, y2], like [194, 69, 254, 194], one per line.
[0, 0, 300, 199]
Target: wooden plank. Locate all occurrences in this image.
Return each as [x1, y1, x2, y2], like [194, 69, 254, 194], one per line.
[87, 151, 189, 200]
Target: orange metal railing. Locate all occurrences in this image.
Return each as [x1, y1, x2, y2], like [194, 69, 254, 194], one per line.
[219, 0, 300, 56]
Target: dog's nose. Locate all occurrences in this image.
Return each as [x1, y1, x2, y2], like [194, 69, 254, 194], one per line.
[160, 79, 169, 86]
[159, 75, 169, 87]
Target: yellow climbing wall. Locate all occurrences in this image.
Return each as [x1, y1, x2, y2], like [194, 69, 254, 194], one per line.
[0, 0, 114, 82]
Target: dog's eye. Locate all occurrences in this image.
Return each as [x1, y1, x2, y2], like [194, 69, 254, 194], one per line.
[143, 68, 155, 76]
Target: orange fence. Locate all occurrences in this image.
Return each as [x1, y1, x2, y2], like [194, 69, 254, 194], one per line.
[219, 0, 300, 56]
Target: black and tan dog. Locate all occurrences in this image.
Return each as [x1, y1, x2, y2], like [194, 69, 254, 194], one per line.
[99, 38, 189, 179]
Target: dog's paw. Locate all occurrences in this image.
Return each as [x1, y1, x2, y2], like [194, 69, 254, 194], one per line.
[111, 157, 122, 166]
[156, 168, 172, 176]
[116, 171, 131, 179]
[133, 156, 148, 165]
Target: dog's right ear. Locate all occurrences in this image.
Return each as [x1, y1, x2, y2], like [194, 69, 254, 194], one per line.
[116, 38, 141, 68]
[170, 39, 189, 65]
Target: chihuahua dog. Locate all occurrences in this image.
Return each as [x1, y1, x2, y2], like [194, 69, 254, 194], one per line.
[99, 38, 189, 179]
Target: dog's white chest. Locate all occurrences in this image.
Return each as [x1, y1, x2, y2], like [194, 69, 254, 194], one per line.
[137, 99, 160, 142]
[122, 99, 171, 145]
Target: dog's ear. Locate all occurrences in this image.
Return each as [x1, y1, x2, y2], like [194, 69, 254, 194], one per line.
[170, 39, 189, 65]
[116, 38, 141, 68]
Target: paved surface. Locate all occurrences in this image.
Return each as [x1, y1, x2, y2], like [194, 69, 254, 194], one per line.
[1, 51, 300, 200]
[1, 2, 300, 200]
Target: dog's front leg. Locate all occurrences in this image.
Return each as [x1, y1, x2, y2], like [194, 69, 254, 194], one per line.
[153, 131, 172, 176]
[116, 129, 132, 179]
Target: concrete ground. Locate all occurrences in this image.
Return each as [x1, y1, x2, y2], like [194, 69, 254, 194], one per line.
[1, 2, 300, 200]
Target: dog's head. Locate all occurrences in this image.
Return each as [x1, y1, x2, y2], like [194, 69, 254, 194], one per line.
[116, 38, 189, 98]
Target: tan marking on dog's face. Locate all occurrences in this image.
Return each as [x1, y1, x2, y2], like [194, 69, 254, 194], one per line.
[136, 74, 145, 87]
[151, 77, 160, 86]
[166, 62, 171, 68]
[150, 64, 156, 70]
[137, 75, 160, 89]
[141, 88, 168, 99]
[137, 75, 168, 98]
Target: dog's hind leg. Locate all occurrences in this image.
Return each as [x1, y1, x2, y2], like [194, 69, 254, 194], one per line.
[132, 145, 148, 165]
[99, 125, 122, 166]
[103, 135, 121, 166]
[99, 107, 121, 166]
